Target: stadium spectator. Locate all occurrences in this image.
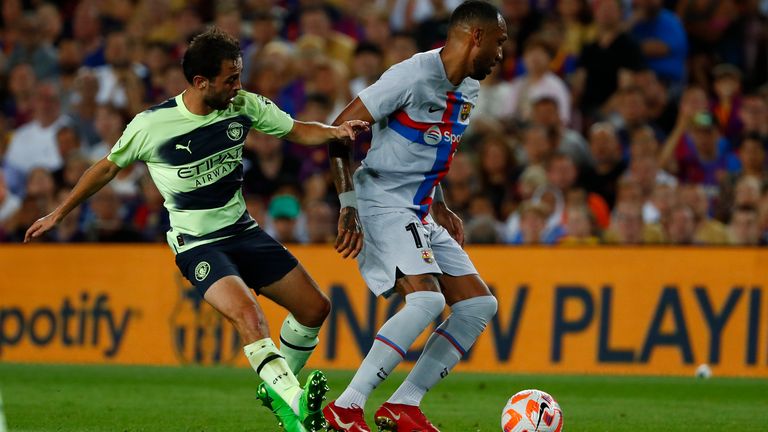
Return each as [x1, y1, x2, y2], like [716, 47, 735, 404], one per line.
[520, 124, 559, 167]
[559, 204, 600, 245]
[267, 193, 302, 244]
[710, 64, 744, 143]
[611, 86, 665, 155]
[387, 31, 419, 65]
[678, 183, 729, 244]
[506, 37, 571, 125]
[298, 5, 356, 67]
[89, 31, 148, 115]
[507, 200, 550, 244]
[547, 152, 610, 228]
[672, 111, 740, 190]
[574, 0, 643, 119]
[580, 122, 627, 208]
[4, 63, 37, 128]
[4, 12, 59, 80]
[555, 0, 595, 59]
[530, 96, 591, 168]
[303, 200, 336, 244]
[0, 168, 21, 226]
[738, 94, 768, 143]
[630, 0, 688, 92]
[603, 200, 665, 244]
[242, 129, 302, 200]
[349, 42, 385, 98]
[4, 82, 70, 187]
[665, 204, 697, 245]
[501, 0, 545, 51]
[82, 184, 143, 243]
[477, 134, 518, 219]
[728, 205, 762, 245]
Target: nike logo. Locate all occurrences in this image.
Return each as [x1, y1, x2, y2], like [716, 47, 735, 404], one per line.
[535, 401, 549, 431]
[383, 407, 401, 421]
[428, 106, 442, 113]
[175, 140, 192, 154]
[330, 407, 356, 430]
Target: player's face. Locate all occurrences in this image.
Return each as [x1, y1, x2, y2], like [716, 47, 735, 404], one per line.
[203, 57, 243, 111]
[471, 16, 507, 81]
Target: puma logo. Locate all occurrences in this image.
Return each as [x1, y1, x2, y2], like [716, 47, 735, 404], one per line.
[175, 140, 192, 154]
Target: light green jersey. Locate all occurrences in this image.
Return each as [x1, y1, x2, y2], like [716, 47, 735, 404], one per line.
[107, 90, 294, 254]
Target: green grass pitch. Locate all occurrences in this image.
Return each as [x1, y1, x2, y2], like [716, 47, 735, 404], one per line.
[0, 363, 766, 431]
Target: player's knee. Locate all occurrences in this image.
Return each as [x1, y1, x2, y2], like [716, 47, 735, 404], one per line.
[229, 304, 268, 337]
[455, 295, 497, 324]
[405, 290, 446, 320]
[292, 292, 330, 328]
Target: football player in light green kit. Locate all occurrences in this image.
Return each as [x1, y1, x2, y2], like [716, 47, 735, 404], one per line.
[25, 27, 368, 432]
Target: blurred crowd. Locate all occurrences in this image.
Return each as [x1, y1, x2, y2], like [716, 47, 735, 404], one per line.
[1, 0, 767, 246]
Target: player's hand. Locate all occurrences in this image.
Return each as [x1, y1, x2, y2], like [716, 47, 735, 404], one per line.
[335, 207, 364, 259]
[333, 120, 370, 141]
[433, 202, 464, 247]
[24, 213, 59, 243]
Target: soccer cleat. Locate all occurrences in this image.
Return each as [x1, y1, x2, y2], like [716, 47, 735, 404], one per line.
[256, 382, 308, 432]
[374, 402, 440, 432]
[323, 400, 371, 432]
[298, 370, 330, 431]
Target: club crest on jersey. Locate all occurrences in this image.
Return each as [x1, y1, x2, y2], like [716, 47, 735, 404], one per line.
[424, 125, 442, 146]
[194, 261, 211, 281]
[460, 103, 472, 122]
[421, 249, 434, 264]
[227, 122, 244, 141]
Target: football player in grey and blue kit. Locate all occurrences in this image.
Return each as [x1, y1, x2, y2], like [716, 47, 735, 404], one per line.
[25, 27, 368, 432]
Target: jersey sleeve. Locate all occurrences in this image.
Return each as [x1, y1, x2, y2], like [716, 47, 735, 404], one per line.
[357, 61, 413, 122]
[240, 91, 295, 138]
[107, 114, 151, 167]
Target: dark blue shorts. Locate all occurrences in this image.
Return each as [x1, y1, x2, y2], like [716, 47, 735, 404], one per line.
[175, 227, 299, 297]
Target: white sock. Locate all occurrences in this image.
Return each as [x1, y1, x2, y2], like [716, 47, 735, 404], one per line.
[336, 291, 445, 409]
[388, 295, 497, 406]
[279, 314, 320, 376]
[244, 338, 303, 415]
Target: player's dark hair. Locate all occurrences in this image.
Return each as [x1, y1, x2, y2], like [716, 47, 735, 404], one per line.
[448, 0, 500, 30]
[182, 27, 241, 83]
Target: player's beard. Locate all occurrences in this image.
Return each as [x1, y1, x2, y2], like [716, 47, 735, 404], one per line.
[470, 57, 493, 81]
[204, 92, 232, 111]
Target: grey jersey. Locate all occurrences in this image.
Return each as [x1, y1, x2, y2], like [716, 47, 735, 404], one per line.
[355, 49, 479, 220]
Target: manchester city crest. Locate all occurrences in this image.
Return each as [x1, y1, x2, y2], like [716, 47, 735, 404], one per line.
[227, 122, 244, 141]
[194, 261, 210, 281]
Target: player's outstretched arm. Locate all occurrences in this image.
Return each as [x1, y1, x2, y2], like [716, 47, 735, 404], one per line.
[284, 119, 369, 146]
[328, 98, 376, 259]
[24, 157, 122, 243]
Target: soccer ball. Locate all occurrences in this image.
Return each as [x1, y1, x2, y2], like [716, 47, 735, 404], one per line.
[501, 389, 563, 432]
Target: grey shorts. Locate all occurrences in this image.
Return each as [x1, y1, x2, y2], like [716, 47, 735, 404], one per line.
[358, 211, 477, 297]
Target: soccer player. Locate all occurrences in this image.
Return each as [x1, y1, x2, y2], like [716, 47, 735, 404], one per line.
[25, 28, 368, 432]
[322, 2, 506, 431]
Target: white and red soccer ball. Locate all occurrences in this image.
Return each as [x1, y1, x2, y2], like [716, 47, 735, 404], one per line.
[501, 389, 564, 432]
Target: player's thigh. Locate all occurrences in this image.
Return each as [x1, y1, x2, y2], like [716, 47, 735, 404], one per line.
[438, 273, 492, 306]
[427, 219, 489, 305]
[359, 211, 442, 297]
[259, 263, 330, 327]
[203, 275, 270, 343]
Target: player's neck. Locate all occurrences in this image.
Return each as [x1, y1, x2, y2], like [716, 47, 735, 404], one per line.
[182, 89, 214, 116]
[439, 44, 468, 86]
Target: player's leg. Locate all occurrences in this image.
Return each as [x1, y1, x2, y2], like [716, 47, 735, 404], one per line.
[325, 212, 446, 431]
[260, 264, 330, 376]
[203, 275, 304, 412]
[231, 229, 330, 431]
[379, 219, 497, 430]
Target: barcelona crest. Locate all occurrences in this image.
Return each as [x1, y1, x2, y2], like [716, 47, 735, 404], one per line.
[421, 249, 434, 264]
[460, 103, 472, 122]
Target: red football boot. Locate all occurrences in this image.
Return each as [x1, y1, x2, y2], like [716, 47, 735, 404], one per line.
[323, 400, 372, 432]
[373, 402, 440, 432]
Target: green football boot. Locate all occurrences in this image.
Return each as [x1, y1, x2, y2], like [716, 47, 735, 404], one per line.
[298, 370, 330, 432]
[257, 382, 307, 432]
